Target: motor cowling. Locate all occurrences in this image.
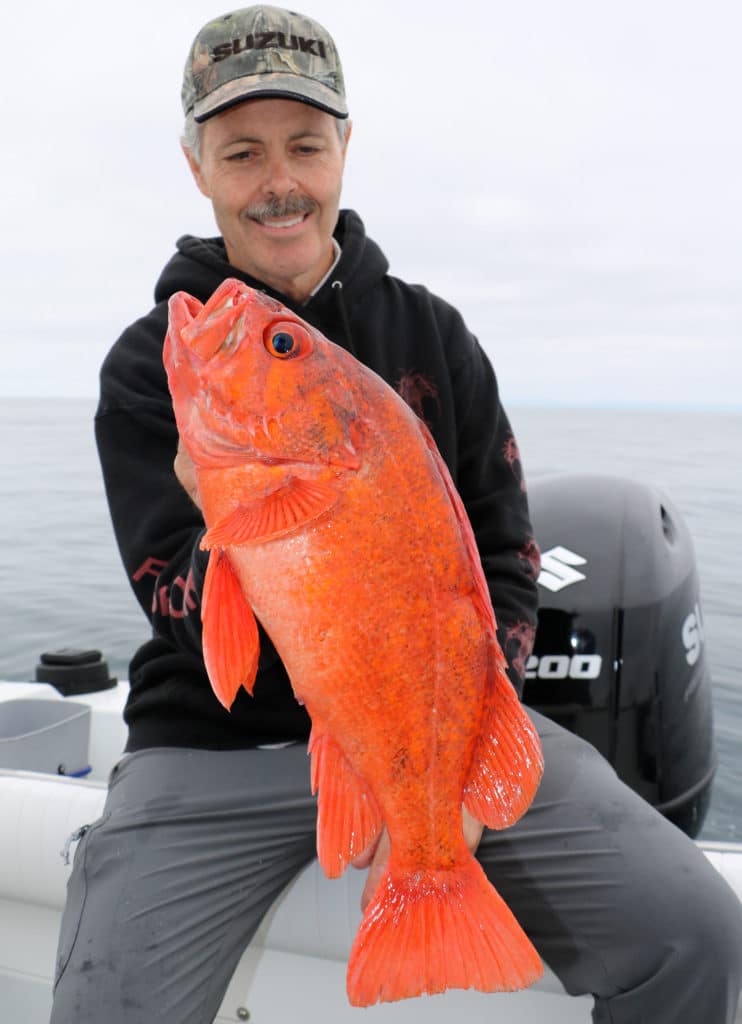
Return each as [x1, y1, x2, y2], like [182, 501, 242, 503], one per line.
[524, 473, 715, 837]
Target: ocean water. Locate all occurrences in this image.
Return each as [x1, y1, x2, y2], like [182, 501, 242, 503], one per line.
[0, 398, 740, 841]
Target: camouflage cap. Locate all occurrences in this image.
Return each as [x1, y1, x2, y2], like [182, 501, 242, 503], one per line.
[182, 5, 348, 123]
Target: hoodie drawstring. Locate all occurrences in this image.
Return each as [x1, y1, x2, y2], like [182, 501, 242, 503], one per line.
[331, 280, 357, 357]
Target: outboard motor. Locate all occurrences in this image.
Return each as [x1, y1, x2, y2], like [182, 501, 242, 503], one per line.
[524, 474, 715, 838]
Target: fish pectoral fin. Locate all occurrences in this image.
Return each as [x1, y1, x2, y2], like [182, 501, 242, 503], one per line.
[202, 549, 260, 709]
[308, 730, 383, 879]
[464, 664, 544, 829]
[201, 477, 339, 548]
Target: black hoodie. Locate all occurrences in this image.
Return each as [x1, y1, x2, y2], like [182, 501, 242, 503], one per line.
[96, 210, 540, 752]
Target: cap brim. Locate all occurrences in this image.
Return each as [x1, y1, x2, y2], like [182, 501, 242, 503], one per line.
[193, 72, 348, 123]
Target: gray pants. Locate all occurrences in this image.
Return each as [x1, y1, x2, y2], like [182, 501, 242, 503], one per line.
[50, 711, 742, 1023]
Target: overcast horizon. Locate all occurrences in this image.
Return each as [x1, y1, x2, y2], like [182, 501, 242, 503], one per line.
[3, 1, 740, 410]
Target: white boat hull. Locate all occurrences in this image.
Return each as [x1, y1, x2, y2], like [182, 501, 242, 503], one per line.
[0, 681, 739, 1023]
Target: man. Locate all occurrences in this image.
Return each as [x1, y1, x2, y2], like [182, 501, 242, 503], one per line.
[51, 6, 742, 1022]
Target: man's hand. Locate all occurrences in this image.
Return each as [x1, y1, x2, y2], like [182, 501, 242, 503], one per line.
[174, 440, 203, 510]
[351, 806, 485, 912]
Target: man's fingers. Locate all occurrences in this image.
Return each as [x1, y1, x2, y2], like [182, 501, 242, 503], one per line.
[350, 831, 382, 870]
[354, 810, 485, 914]
[359, 828, 390, 912]
[463, 805, 485, 854]
[174, 440, 202, 510]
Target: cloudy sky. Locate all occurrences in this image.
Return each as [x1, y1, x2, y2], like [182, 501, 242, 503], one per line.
[3, 0, 740, 407]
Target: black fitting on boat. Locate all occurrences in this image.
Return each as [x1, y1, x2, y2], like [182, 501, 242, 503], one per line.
[34, 648, 117, 696]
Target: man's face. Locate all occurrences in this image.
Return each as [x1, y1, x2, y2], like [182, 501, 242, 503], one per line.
[185, 98, 350, 302]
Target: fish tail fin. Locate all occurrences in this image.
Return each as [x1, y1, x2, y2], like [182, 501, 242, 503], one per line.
[346, 854, 542, 1006]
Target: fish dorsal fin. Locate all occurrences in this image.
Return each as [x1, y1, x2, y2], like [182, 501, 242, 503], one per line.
[201, 477, 339, 549]
[202, 548, 260, 709]
[417, 420, 497, 639]
[417, 420, 544, 827]
[308, 729, 383, 879]
[463, 667, 544, 828]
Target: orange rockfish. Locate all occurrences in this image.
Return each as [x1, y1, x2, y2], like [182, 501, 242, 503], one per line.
[163, 278, 544, 1006]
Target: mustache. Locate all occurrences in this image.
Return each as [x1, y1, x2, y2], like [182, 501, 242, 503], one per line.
[246, 195, 318, 222]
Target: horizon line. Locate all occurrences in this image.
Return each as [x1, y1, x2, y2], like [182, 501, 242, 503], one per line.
[2, 393, 741, 415]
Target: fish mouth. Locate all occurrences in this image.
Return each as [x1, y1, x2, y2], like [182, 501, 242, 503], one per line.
[170, 280, 287, 364]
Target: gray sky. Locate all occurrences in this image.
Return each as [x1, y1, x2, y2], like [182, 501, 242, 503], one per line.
[3, 0, 740, 407]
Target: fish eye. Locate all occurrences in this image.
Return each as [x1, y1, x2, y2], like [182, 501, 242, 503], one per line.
[263, 320, 313, 360]
[271, 332, 295, 355]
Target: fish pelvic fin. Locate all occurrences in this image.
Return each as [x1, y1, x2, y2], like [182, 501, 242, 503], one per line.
[201, 477, 339, 548]
[464, 665, 544, 828]
[202, 549, 259, 709]
[308, 730, 383, 879]
[346, 853, 542, 1006]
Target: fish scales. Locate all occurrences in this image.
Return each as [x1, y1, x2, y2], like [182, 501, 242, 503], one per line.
[164, 278, 544, 1005]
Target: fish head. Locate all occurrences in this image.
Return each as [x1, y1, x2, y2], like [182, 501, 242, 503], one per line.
[164, 278, 362, 471]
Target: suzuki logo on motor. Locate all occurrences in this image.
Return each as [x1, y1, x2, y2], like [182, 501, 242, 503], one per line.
[537, 546, 587, 592]
[525, 654, 603, 680]
[681, 602, 705, 666]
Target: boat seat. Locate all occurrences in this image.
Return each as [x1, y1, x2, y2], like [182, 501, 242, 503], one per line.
[0, 769, 574, 995]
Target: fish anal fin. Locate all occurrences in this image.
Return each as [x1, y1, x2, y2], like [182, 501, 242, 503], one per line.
[308, 731, 383, 879]
[464, 667, 544, 828]
[347, 854, 542, 1006]
[201, 477, 339, 549]
[202, 549, 259, 709]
